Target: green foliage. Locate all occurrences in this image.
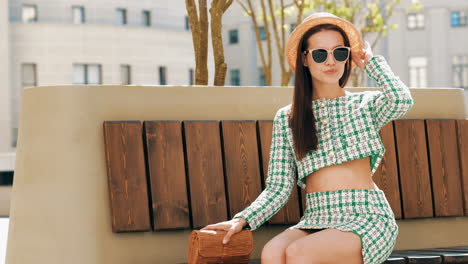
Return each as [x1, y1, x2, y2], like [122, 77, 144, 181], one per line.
[406, 0, 423, 13]
[280, 0, 423, 38]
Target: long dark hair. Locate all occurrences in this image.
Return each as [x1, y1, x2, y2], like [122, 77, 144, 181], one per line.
[288, 23, 352, 161]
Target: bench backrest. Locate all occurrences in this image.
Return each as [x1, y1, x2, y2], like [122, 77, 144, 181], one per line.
[103, 118, 468, 233]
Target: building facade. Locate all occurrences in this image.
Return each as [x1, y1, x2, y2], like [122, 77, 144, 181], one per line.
[222, 0, 468, 94]
[0, 0, 216, 175]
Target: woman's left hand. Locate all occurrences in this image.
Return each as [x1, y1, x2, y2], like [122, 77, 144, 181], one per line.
[353, 41, 374, 70]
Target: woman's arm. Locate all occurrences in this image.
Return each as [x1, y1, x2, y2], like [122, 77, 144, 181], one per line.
[365, 55, 415, 131]
[232, 108, 297, 231]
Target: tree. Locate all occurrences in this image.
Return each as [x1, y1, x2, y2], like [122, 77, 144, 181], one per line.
[186, 0, 234, 86]
[237, 0, 422, 87]
[236, 0, 308, 86]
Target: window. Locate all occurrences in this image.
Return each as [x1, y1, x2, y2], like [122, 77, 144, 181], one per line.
[116, 8, 127, 25]
[408, 57, 427, 87]
[451, 11, 467, 27]
[72, 6, 85, 24]
[229, 29, 238, 44]
[73, 64, 102, 84]
[13, 63, 37, 147]
[258, 67, 266, 86]
[189, 68, 194, 85]
[185, 15, 190, 31]
[230, 69, 240, 86]
[142, 10, 151, 26]
[453, 55, 468, 88]
[120, 64, 131, 85]
[159, 66, 167, 85]
[259, 26, 266, 41]
[22, 4, 37, 23]
[407, 13, 424, 30]
[0, 171, 14, 186]
[21, 63, 37, 88]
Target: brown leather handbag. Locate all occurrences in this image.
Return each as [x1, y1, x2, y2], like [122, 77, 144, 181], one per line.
[187, 229, 254, 264]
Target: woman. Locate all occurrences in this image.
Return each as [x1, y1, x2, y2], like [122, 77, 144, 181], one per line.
[201, 12, 414, 264]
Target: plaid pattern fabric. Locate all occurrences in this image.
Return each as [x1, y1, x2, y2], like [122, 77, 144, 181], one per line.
[232, 55, 413, 232]
[291, 189, 399, 264]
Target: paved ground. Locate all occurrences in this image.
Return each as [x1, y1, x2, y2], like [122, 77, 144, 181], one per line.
[0, 217, 8, 264]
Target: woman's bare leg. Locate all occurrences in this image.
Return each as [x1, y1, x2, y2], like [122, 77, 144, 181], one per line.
[285, 228, 363, 264]
[261, 228, 318, 264]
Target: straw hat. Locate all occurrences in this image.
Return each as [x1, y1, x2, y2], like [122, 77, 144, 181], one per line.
[285, 12, 363, 72]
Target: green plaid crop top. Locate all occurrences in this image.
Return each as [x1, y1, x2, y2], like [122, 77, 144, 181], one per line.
[233, 55, 414, 230]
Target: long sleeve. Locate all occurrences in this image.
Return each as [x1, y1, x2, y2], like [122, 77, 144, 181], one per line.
[232, 108, 297, 231]
[365, 55, 415, 131]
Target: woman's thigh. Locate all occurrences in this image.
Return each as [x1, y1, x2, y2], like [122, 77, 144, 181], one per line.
[261, 228, 323, 263]
[286, 227, 363, 264]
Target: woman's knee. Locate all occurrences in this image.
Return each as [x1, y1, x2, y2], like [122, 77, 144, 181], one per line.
[261, 228, 309, 263]
[285, 242, 299, 258]
[285, 243, 322, 263]
[261, 239, 287, 262]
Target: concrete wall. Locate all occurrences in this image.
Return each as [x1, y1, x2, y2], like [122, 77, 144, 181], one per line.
[0, 0, 11, 154]
[5, 85, 468, 264]
[10, 23, 195, 87]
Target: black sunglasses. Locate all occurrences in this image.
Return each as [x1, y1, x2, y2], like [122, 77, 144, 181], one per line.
[304, 47, 351, 63]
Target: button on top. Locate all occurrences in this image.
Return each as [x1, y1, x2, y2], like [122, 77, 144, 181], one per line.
[319, 102, 326, 108]
[328, 151, 335, 157]
[325, 133, 331, 139]
[322, 118, 328, 125]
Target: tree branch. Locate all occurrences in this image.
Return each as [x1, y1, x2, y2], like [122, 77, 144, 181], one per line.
[236, 0, 250, 15]
[223, 0, 234, 13]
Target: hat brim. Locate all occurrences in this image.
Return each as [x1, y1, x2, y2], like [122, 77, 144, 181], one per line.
[285, 16, 363, 72]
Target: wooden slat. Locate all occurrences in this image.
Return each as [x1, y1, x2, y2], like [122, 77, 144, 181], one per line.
[394, 120, 433, 218]
[221, 121, 263, 220]
[144, 121, 190, 230]
[382, 257, 406, 264]
[390, 251, 442, 264]
[103, 121, 151, 233]
[184, 121, 228, 229]
[388, 247, 468, 264]
[456, 120, 468, 216]
[258, 120, 301, 224]
[395, 250, 468, 263]
[374, 121, 403, 219]
[426, 120, 464, 217]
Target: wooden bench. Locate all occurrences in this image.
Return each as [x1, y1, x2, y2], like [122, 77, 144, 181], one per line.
[7, 84, 468, 264]
[389, 246, 468, 263]
[103, 118, 468, 262]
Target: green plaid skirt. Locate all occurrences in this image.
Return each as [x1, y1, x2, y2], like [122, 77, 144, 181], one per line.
[290, 189, 398, 264]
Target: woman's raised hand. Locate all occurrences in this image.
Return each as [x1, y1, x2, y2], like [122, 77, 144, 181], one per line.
[200, 218, 247, 244]
[353, 40, 374, 70]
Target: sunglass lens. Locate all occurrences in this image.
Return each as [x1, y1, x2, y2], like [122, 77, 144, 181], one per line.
[312, 49, 327, 63]
[334, 48, 350, 62]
